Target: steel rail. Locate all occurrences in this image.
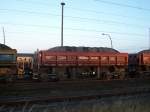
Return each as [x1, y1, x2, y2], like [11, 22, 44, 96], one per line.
[0, 87, 150, 105]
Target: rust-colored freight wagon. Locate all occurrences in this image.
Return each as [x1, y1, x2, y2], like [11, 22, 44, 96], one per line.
[128, 51, 150, 78]
[139, 53, 150, 65]
[38, 52, 128, 66]
[137, 52, 150, 77]
[36, 47, 128, 80]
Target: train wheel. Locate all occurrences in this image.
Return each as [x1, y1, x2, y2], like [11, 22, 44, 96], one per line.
[106, 72, 112, 80]
[40, 73, 49, 82]
[119, 73, 125, 80]
[6, 75, 16, 83]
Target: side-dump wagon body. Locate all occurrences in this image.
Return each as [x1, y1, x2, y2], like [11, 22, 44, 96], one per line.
[36, 50, 128, 80]
[38, 51, 128, 67]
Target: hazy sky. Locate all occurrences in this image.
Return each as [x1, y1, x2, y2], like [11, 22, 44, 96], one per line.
[0, 0, 150, 53]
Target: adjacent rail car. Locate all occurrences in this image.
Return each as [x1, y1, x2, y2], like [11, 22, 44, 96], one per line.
[17, 54, 34, 79]
[36, 47, 128, 80]
[0, 44, 17, 81]
[137, 52, 150, 77]
[128, 50, 150, 78]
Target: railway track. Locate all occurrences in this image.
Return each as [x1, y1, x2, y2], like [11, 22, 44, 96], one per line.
[0, 78, 150, 107]
[1, 77, 149, 87]
[0, 78, 150, 95]
[0, 79, 148, 95]
[0, 86, 150, 105]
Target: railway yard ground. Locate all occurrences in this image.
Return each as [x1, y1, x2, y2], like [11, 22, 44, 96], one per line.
[0, 78, 150, 112]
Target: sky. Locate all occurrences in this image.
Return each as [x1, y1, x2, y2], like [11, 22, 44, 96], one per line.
[0, 0, 150, 53]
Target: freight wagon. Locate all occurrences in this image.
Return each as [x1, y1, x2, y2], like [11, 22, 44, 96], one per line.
[137, 50, 150, 77]
[128, 50, 150, 78]
[0, 44, 17, 82]
[35, 46, 128, 80]
[17, 53, 34, 79]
